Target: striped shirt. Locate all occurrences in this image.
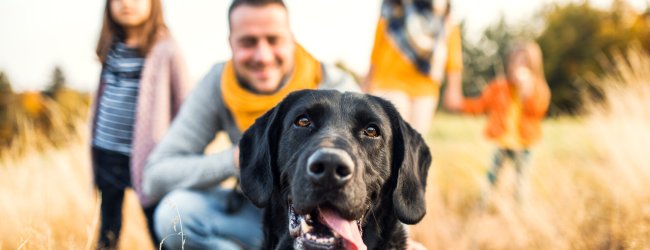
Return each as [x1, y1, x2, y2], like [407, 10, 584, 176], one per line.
[93, 42, 144, 155]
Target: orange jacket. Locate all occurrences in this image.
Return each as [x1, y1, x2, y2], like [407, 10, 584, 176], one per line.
[461, 78, 550, 147]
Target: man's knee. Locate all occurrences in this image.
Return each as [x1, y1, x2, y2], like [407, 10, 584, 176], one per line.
[154, 189, 210, 249]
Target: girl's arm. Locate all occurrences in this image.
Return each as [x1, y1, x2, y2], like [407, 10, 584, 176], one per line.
[522, 80, 551, 117]
[168, 40, 192, 115]
[442, 72, 464, 111]
[444, 76, 493, 115]
[442, 26, 472, 113]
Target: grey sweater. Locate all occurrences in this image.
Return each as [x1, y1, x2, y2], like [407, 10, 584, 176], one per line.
[142, 62, 360, 203]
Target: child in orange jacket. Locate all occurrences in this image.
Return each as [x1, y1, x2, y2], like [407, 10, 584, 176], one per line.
[443, 41, 550, 196]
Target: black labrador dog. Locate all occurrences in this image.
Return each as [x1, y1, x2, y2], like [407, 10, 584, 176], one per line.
[239, 90, 432, 250]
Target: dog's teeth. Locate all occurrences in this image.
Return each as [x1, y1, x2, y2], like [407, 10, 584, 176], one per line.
[289, 223, 301, 237]
[300, 217, 312, 234]
[289, 211, 301, 237]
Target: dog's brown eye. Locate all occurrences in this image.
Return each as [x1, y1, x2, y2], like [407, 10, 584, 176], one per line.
[294, 115, 311, 127]
[364, 125, 380, 138]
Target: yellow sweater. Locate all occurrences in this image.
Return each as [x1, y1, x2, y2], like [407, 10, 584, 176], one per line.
[368, 18, 463, 98]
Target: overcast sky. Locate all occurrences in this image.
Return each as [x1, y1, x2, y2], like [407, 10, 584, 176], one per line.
[0, 0, 646, 91]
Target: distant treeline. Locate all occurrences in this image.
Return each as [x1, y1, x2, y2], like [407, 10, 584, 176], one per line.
[0, 67, 90, 152]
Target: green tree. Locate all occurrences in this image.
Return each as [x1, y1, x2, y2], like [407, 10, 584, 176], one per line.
[0, 71, 12, 95]
[0, 71, 14, 147]
[459, 16, 535, 97]
[44, 66, 66, 98]
[536, 2, 635, 114]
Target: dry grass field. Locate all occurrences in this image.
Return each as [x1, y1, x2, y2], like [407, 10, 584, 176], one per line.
[1, 52, 649, 249]
[411, 51, 650, 249]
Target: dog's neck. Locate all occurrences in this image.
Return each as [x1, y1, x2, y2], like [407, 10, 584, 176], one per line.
[360, 191, 408, 249]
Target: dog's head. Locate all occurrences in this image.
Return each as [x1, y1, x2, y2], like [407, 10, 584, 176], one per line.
[239, 90, 431, 250]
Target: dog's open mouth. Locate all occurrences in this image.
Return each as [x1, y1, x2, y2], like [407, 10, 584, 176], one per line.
[289, 203, 366, 250]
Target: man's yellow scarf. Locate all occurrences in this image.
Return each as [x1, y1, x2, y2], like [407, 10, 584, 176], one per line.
[222, 45, 322, 131]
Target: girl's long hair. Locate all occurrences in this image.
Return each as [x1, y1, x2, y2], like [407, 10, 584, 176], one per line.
[95, 0, 168, 63]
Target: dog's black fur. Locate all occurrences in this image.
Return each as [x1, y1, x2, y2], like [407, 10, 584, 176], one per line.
[239, 90, 432, 250]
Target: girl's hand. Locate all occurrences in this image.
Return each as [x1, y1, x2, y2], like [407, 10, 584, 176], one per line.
[442, 72, 463, 111]
[513, 67, 534, 99]
[233, 146, 240, 170]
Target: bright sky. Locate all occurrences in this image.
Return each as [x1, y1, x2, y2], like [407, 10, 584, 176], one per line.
[0, 0, 646, 91]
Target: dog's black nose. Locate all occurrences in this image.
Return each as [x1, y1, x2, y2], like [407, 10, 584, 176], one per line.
[307, 148, 354, 187]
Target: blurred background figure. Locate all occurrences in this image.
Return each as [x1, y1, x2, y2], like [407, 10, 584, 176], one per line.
[90, 0, 191, 248]
[443, 41, 550, 199]
[366, 0, 463, 134]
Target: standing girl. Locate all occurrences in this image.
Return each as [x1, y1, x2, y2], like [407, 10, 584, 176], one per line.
[366, 0, 463, 134]
[92, 0, 191, 248]
[443, 41, 551, 198]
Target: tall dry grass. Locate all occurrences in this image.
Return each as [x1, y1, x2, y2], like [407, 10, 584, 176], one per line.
[0, 125, 153, 249]
[412, 49, 650, 249]
[2, 50, 650, 249]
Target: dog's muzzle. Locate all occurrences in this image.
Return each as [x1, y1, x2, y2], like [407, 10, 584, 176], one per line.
[289, 203, 365, 250]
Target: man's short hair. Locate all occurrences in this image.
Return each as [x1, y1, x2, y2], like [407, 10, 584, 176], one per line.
[228, 0, 287, 28]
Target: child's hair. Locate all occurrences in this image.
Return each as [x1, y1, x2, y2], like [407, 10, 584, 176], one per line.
[505, 41, 548, 87]
[95, 0, 168, 63]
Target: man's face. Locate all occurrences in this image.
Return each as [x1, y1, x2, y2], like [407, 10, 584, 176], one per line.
[229, 4, 295, 94]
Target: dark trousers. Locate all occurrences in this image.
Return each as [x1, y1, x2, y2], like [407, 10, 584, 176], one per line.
[488, 148, 531, 185]
[93, 147, 159, 249]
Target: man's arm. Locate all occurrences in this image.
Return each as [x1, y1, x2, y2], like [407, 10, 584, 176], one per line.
[143, 65, 238, 203]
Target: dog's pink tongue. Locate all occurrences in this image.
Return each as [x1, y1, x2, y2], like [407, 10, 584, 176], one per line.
[319, 208, 366, 250]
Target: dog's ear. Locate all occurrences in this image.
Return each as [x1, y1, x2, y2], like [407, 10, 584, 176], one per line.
[239, 91, 306, 208]
[239, 105, 283, 208]
[378, 97, 432, 224]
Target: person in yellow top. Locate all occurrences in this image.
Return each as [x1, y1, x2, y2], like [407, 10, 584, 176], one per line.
[443, 41, 551, 198]
[366, 0, 463, 134]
